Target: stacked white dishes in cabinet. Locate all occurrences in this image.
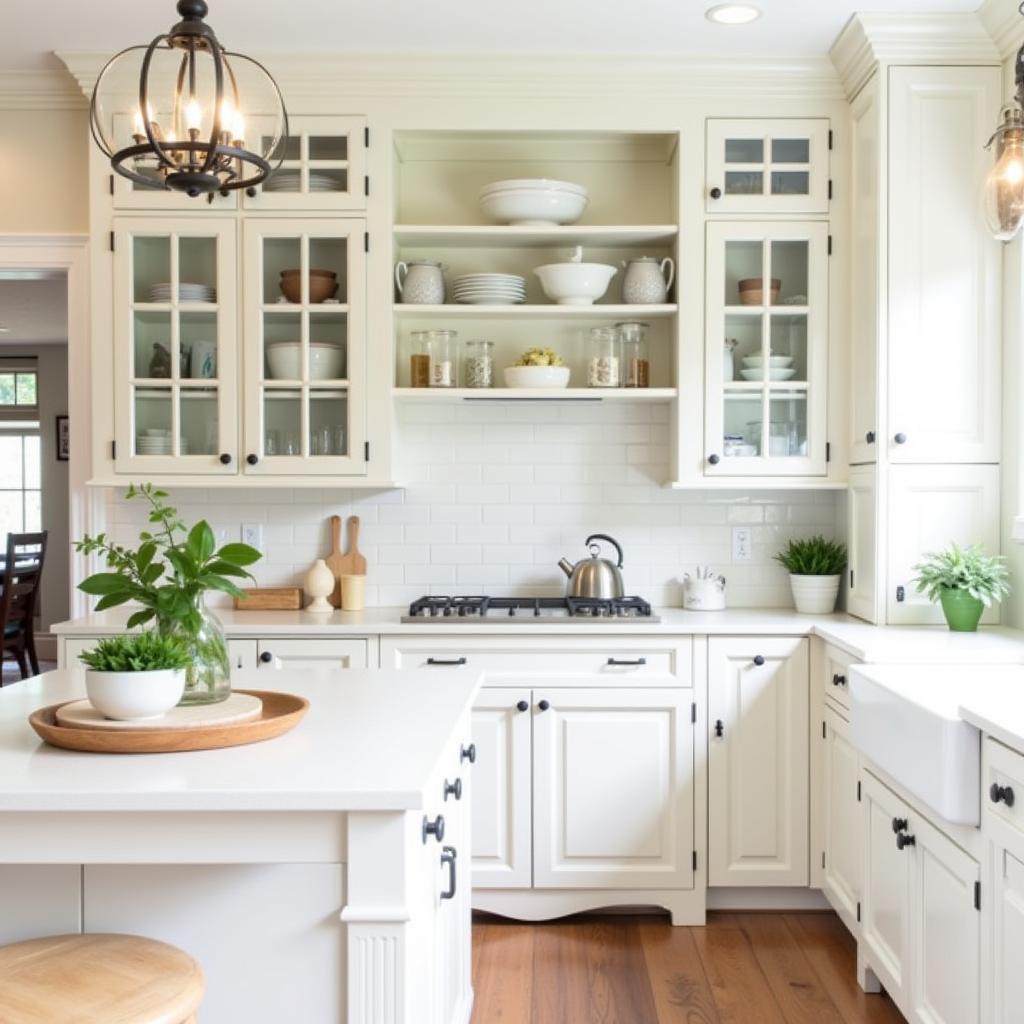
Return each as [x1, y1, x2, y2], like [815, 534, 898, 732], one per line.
[740, 355, 796, 381]
[261, 171, 338, 193]
[136, 430, 187, 455]
[149, 282, 216, 303]
[452, 273, 526, 305]
[479, 178, 588, 226]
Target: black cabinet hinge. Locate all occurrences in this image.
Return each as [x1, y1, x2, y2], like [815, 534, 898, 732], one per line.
[974, 880, 981, 911]
[826, 442, 831, 462]
[828, 179, 833, 200]
[828, 129, 834, 150]
[111, 440, 117, 460]
[109, 231, 115, 252]
[823, 720, 827, 739]
[364, 175, 370, 197]
[109, 174, 115, 196]
[364, 232, 369, 253]
[849, 569, 855, 590]
[692, 850, 698, 871]
[857, 780, 862, 802]
[827, 234, 833, 256]
[364, 441, 370, 462]
[896, 585, 906, 603]
[691, 702, 697, 724]
[822, 851, 826, 869]
[364, 126, 370, 148]
[856, 901, 861, 922]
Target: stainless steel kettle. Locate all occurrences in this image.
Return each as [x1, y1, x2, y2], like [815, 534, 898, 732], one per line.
[558, 534, 625, 599]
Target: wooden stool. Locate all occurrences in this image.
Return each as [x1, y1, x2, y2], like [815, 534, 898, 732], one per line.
[0, 933, 204, 1023]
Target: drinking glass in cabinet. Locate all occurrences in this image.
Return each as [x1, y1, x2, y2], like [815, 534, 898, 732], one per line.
[409, 331, 430, 388]
[263, 389, 301, 455]
[426, 330, 457, 388]
[180, 388, 218, 456]
[769, 393, 808, 457]
[588, 326, 621, 388]
[463, 339, 494, 388]
[617, 322, 649, 388]
[310, 390, 348, 456]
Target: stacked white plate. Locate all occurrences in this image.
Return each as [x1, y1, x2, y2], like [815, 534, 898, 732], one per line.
[741, 354, 797, 381]
[136, 430, 188, 456]
[149, 282, 216, 303]
[452, 273, 526, 305]
[262, 171, 339, 193]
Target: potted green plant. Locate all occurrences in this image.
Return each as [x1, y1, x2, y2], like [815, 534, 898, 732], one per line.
[912, 543, 1010, 631]
[80, 632, 192, 721]
[74, 484, 261, 705]
[774, 535, 848, 614]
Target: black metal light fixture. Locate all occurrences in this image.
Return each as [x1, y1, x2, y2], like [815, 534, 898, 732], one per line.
[89, 0, 287, 197]
[984, 3, 1024, 240]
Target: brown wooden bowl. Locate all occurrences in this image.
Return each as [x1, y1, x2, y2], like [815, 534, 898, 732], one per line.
[280, 269, 339, 304]
[738, 277, 781, 306]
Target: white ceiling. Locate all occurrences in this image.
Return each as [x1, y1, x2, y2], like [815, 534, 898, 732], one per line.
[0, 280, 68, 346]
[7, 0, 982, 71]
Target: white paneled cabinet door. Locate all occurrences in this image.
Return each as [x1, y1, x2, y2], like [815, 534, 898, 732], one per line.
[887, 66, 1001, 464]
[886, 464, 999, 625]
[471, 689, 532, 890]
[532, 688, 694, 890]
[254, 639, 368, 670]
[861, 771, 912, 1015]
[909, 813, 980, 1024]
[707, 637, 809, 886]
[822, 705, 861, 934]
[993, 835, 1024, 1024]
[847, 464, 879, 623]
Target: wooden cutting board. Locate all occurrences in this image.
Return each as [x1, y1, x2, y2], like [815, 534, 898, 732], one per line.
[233, 587, 303, 611]
[325, 515, 368, 608]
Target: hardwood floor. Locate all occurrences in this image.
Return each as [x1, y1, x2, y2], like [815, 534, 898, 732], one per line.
[471, 911, 905, 1024]
[0, 659, 55, 685]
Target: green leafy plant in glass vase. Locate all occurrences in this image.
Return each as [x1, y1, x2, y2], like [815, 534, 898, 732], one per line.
[912, 543, 1010, 632]
[74, 484, 261, 704]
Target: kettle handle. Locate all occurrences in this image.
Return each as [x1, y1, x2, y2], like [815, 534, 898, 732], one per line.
[660, 257, 675, 292]
[585, 533, 623, 568]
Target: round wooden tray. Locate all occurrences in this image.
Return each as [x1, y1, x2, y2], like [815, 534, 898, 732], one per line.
[29, 690, 309, 754]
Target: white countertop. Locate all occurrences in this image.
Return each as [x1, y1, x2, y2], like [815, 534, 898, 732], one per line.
[0, 668, 480, 813]
[959, 676, 1024, 754]
[52, 606, 1024, 663]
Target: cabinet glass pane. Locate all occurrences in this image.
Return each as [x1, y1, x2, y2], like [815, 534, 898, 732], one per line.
[263, 311, 302, 381]
[180, 312, 219, 380]
[134, 389, 172, 455]
[180, 387, 218, 455]
[310, 390, 348, 457]
[262, 238, 302, 303]
[770, 240, 808, 305]
[725, 138, 764, 163]
[309, 312, 348, 380]
[725, 313, 763, 382]
[132, 236, 170, 302]
[266, 134, 300, 162]
[177, 237, 218, 295]
[769, 314, 807, 383]
[309, 136, 348, 161]
[133, 310, 172, 378]
[309, 238, 347, 302]
[263, 389, 302, 456]
[725, 241, 764, 306]
[770, 171, 810, 197]
[768, 393, 808, 458]
[724, 171, 763, 196]
[771, 138, 810, 163]
[723, 394, 762, 457]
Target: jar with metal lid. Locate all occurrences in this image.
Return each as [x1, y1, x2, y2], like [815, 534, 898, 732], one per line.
[463, 339, 494, 388]
[587, 326, 620, 388]
[426, 329, 457, 388]
[616, 321, 650, 388]
[409, 330, 430, 388]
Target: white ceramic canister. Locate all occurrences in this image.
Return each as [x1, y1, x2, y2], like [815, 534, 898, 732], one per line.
[621, 257, 674, 304]
[683, 576, 727, 611]
[395, 260, 446, 304]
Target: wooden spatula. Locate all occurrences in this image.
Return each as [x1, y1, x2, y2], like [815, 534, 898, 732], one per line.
[346, 515, 367, 576]
[325, 514, 346, 608]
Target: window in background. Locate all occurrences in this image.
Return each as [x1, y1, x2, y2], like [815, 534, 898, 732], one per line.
[0, 365, 41, 538]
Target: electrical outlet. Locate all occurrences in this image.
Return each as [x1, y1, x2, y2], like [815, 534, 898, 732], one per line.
[215, 527, 230, 548]
[732, 526, 752, 562]
[241, 523, 264, 552]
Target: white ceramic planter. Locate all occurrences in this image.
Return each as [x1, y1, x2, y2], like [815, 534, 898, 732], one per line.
[85, 669, 187, 722]
[789, 574, 841, 614]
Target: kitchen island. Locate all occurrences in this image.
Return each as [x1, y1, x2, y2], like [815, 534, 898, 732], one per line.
[0, 668, 479, 1024]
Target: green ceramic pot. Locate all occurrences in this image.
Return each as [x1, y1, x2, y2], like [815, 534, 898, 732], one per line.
[939, 589, 985, 632]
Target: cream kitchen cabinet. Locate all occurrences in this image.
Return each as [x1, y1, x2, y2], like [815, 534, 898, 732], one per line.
[821, 703, 861, 935]
[707, 636, 809, 886]
[254, 638, 369, 670]
[846, 465, 880, 623]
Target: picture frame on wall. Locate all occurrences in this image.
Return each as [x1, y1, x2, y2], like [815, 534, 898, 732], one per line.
[56, 415, 69, 461]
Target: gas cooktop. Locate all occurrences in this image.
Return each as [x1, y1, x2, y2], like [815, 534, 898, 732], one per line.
[401, 595, 659, 623]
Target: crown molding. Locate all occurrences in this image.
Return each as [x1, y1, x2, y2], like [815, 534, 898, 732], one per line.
[0, 69, 86, 110]
[830, 13, 1001, 99]
[978, 0, 1024, 61]
[58, 51, 845, 103]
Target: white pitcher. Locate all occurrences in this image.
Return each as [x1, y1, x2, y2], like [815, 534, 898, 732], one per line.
[395, 260, 446, 304]
[621, 256, 674, 304]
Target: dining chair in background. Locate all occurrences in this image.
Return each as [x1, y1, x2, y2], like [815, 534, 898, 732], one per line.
[0, 531, 48, 683]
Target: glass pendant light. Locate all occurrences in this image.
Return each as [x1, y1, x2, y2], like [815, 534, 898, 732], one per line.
[89, 0, 287, 197]
[984, 8, 1024, 241]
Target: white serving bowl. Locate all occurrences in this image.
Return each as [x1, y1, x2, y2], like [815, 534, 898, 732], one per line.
[480, 188, 589, 227]
[533, 262, 617, 305]
[85, 668, 186, 721]
[503, 365, 571, 389]
[743, 355, 794, 368]
[740, 367, 797, 381]
[266, 342, 345, 380]
[481, 177, 588, 196]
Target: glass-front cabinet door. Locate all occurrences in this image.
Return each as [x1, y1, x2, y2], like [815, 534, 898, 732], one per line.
[113, 218, 238, 475]
[243, 116, 367, 211]
[706, 119, 830, 214]
[242, 218, 366, 476]
[705, 221, 829, 477]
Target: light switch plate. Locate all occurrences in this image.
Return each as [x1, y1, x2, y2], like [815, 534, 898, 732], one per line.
[732, 527, 752, 562]
[241, 523, 264, 552]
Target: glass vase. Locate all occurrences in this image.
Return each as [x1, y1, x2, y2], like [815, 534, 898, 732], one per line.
[159, 595, 231, 705]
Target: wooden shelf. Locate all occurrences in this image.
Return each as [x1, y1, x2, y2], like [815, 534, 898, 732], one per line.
[394, 224, 679, 249]
[393, 303, 677, 320]
[393, 387, 677, 403]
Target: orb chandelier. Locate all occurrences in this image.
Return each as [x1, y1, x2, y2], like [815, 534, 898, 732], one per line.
[89, 0, 288, 198]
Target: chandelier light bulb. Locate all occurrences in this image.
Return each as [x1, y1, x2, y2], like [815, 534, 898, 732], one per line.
[984, 106, 1024, 241]
[184, 98, 203, 134]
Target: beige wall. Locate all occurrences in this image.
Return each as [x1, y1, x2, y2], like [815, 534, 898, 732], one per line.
[0, 109, 88, 234]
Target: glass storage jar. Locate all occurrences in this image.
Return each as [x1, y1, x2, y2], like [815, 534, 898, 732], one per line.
[463, 339, 494, 389]
[426, 329, 457, 388]
[587, 326, 621, 388]
[617, 321, 650, 388]
[409, 330, 430, 388]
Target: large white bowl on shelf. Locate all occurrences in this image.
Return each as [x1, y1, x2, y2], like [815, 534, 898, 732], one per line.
[481, 178, 588, 196]
[480, 181, 589, 226]
[503, 365, 571, 389]
[740, 367, 797, 381]
[266, 342, 345, 380]
[743, 355, 794, 368]
[533, 263, 616, 306]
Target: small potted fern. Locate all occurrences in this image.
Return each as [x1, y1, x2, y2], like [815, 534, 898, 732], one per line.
[80, 632, 192, 722]
[774, 535, 848, 614]
[912, 543, 1010, 632]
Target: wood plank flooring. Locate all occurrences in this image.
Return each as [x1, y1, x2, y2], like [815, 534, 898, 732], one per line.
[470, 911, 905, 1024]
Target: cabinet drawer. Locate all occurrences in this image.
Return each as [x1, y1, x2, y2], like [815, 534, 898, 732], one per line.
[985, 737, 1024, 836]
[255, 639, 369, 670]
[381, 636, 691, 687]
[823, 644, 856, 712]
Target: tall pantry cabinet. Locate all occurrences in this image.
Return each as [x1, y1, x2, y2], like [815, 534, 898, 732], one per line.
[839, 43, 1002, 624]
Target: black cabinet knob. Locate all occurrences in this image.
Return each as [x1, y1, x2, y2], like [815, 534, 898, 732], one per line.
[709, 186, 722, 199]
[516, 700, 529, 713]
[460, 743, 476, 764]
[246, 453, 259, 465]
[714, 719, 724, 738]
[538, 699, 551, 712]
[440, 846, 457, 900]
[444, 778, 462, 802]
[259, 651, 273, 664]
[219, 453, 232, 465]
[991, 783, 1016, 808]
[246, 185, 258, 198]
[708, 453, 720, 465]
[422, 814, 445, 844]
[832, 673, 846, 687]
[896, 832, 916, 851]
[753, 655, 765, 666]
[866, 431, 876, 444]
[894, 432, 907, 445]
[892, 817, 909, 834]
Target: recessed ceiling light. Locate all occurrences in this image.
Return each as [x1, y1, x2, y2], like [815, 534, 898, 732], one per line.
[706, 4, 762, 25]
[0, 327, 10, 334]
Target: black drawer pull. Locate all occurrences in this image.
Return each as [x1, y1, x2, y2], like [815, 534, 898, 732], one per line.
[892, 817, 908, 834]
[440, 846, 457, 900]
[444, 778, 462, 802]
[991, 783, 1016, 808]
[607, 657, 647, 666]
[427, 657, 467, 666]
[832, 673, 846, 687]
[422, 814, 445, 845]
[896, 832, 916, 851]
